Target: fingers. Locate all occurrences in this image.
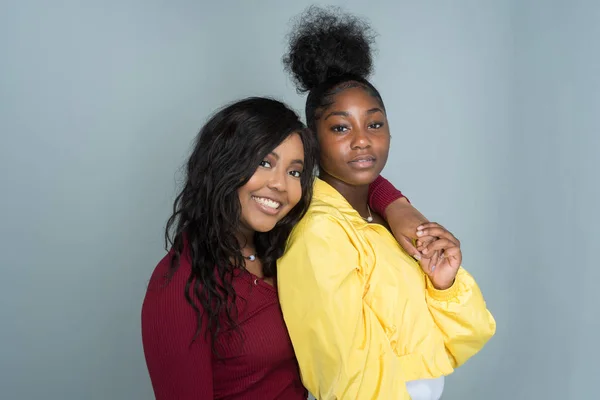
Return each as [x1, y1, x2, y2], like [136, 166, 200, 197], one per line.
[442, 245, 461, 258]
[417, 226, 457, 243]
[419, 238, 458, 255]
[417, 223, 459, 246]
[416, 235, 436, 249]
[415, 223, 455, 272]
[416, 235, 438, 271]
[418, 222, 447, 230]
[398, 235, 423, 261]
[429, 250, 440, 271]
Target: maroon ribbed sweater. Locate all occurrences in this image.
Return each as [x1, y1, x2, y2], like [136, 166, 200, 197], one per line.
[141, 175, 404, 399]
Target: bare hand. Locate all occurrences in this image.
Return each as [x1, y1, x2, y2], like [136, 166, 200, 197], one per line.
[384, 199, 438, 261]
[416, 223, 462, 290]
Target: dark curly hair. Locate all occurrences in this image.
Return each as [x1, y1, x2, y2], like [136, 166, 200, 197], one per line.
[283, 5, 386, 131]
[165, 97, 318, 352]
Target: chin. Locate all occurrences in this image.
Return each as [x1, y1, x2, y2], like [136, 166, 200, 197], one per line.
[324, 164, 383, 187]
[250, 220, 279, 233]
[345, 170, 381, 186]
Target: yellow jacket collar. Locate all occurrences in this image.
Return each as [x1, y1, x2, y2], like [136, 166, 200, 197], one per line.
[313, 178, 368, 225]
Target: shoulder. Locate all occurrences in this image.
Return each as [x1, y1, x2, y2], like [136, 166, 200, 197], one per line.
[146, 246, 192, 293]
[141, 246, 204, 347]
[294, 198, 349, 235]
[142, 245, 199, 329]
[289, 207, 348, 248]
[283, 199, 359, 262]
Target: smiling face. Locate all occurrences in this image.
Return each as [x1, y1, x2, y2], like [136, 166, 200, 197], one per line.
[237, 133, 305, 235]
[316, 86, 390, 187]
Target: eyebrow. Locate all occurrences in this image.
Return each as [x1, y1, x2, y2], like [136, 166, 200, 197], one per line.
[324, 108, 384, 120]
[324, 111, 350, 120]
[270, 151, 304, 166]
[367, 107, 384, 115]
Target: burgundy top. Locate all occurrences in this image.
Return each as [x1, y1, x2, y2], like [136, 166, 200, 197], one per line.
[142, 249, 307, 399]
[368, 175, 409, 216]
[141, 176, 405, 399]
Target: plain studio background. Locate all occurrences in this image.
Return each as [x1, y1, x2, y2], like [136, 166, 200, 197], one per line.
[1, 0, 598, 399]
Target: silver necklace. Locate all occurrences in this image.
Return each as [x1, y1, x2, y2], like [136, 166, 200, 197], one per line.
[362, 205, 373, 223]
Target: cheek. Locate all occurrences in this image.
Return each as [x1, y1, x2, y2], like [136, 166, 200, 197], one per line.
[318, 134, 340, 155]
[287, 180, 303, 208]
[376, 136, 391, 157]
[240, 169, 265, 192]
[319, 140, 345, 164]
[237, 189, 251, 219]
[237, 173, 260, 209]
[237, 186, 248, 205]
[320, 149, 349, 176]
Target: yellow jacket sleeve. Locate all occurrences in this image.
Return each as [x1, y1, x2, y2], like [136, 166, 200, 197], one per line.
[425, 267, 497, 368]
[278, 214, 410, 400]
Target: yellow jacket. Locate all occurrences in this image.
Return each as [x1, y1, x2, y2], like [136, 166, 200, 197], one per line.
[277, 179, 496, 400]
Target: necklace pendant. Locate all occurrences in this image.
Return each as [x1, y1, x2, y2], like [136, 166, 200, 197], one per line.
[362, 204, 374, 223]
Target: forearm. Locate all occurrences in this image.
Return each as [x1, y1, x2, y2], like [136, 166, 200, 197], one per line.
[368, 174, 428, 227]
[368, 175, 407, 217]
[385, 197, 429, 226]
[368, 175, 434, 258]
[426, 268, 496, 367]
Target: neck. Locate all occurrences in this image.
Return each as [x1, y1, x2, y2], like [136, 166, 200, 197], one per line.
[319, 171, 370, 218]
[236, 227, 255, 250]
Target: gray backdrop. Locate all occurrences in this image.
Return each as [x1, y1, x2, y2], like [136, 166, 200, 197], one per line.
[1, 0, 597, 399]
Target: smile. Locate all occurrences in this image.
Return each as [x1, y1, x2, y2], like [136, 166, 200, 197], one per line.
[252, 196, 282, 213]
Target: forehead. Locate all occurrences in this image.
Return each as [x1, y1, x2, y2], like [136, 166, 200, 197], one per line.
[328, 86, 383, 112]
[272, 133, 304, 159]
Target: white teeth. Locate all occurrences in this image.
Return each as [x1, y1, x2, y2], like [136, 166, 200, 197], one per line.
[252, 196, 281, 209]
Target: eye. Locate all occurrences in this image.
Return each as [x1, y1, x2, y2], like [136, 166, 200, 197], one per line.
[331, 125, 349, 133]
[259, 160, 272, 168]
[288, 170, 303, 178]
[368, 122, 384, 129]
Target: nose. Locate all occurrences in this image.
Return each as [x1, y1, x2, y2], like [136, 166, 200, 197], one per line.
[350, 128, 371, 150]
[267, 167, 287, 192]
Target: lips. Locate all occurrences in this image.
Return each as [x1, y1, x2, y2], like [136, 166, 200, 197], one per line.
[348, 154, 377, 168]
[251, 195, 283, 215]
[350, 155, 376, 163]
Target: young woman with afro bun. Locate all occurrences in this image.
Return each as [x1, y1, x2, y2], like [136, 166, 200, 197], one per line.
[277, 6, 497, 400]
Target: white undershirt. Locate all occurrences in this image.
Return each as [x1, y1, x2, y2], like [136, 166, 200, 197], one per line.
[306, 376, 445, 400]
[406, 376, 445, 400]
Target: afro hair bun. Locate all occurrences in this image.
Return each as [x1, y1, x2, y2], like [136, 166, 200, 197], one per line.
[283, 5, 377, 93]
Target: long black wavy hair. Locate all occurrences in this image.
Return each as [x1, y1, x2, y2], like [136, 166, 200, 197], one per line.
[283, 5, 386, 132]
[165, 97, 318, 350]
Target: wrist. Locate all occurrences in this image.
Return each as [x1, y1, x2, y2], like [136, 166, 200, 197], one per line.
[386, 199, 429, 227]
[368, 175, 407, 217]
[426, 275, 460, 301]
[431, 278, 455, 291]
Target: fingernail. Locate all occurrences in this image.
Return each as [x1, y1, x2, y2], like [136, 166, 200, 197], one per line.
[417, 225, 424, 230]
[416, 230, 423, 236]
[422, 248, 428, 254]
[413, 254, 422, 261]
